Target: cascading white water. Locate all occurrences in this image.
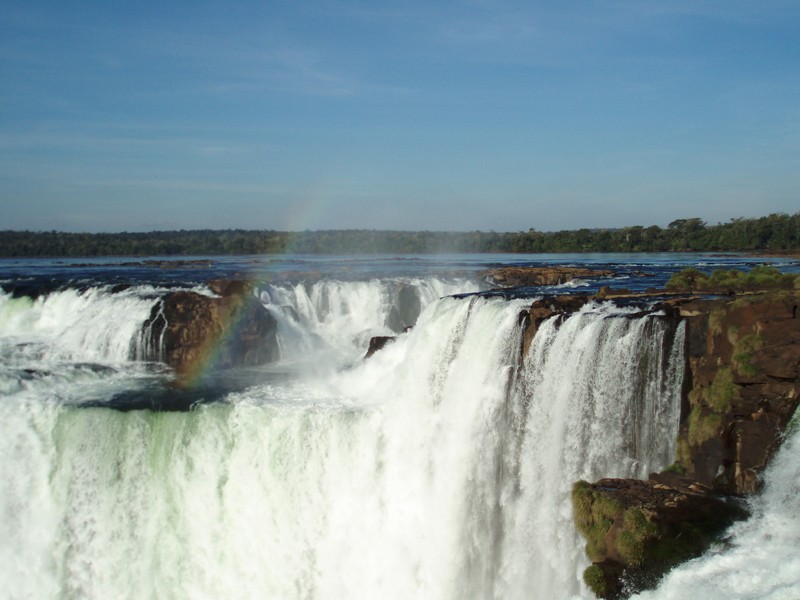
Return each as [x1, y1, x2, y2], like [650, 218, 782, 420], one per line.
[0, 288, 163, 403]
[497, 304, 684, 599]
[632, 418, 800, 600]
[0, 294, 529, 599]
[258, 277, 474, 362]
[0, 287, 157, 364]
[0, 286, 688, 600]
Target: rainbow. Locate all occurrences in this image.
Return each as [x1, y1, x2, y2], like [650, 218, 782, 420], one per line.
[170, 275, 278, 390]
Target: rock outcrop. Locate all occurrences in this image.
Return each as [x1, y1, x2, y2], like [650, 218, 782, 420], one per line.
[140, 279, 279, 383]
[520, 294, 592, 356]
[572, 477, 748, 599]
[518, 287, 800, 598]
[364, 335, 396, 359]
[676, 291, 800, 495]
[483, 266, 615, 288]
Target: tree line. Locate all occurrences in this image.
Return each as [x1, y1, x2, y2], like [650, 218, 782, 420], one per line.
[0, 212, 798, 257]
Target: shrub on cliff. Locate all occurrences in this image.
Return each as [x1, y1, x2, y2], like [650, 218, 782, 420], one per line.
[573, 479, 749, 599]
[666, 266, 797, 292]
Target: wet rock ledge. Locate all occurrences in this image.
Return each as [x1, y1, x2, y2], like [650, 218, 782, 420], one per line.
[482, 266, 615, 288]
[571, 477, 747, 599]
[140, 279, 278, 382]
[525, 288, 800, 598]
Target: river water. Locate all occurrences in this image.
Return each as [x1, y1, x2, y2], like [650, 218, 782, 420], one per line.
[1, 253, 797, 599]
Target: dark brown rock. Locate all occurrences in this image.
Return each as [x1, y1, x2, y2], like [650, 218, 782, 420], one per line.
[140, 280, 279, 383]
[207, 278, 251, 297]
[573, 478, 748, 599]
[365, 336, 396, 359]
[521, 294, 592, 356]
[571, 288, 800, 598]
[676, 291, 800, 495]
[482, 266, 615, 288]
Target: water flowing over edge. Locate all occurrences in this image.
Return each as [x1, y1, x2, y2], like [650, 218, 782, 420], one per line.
[0, 277, 711, 600]
[632, 417, 800, 600]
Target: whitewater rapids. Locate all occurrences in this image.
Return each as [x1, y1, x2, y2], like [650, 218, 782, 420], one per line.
[1, 278, 694, 599]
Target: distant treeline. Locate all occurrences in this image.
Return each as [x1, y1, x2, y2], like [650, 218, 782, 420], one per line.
[1, 213, 798, 257]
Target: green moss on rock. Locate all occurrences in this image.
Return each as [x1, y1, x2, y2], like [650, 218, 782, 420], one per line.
[595, 495, 623, 521]
[572, 481, 623, 562]
[584, 527, 609, 561]
[583, 564, 607, 597]
[747, 265, 797, 289]
[733, 334, 764, 377]
[726, 324, 740, 345]
[616, 530, 645, 567]
[663, 461, 688, 475]
[649, 533, 698, 568]
[708, 307, 726, 336]
[665, 266, 797, 293]
[704, 367, 735, 412]
[665, 268, 708, 291]
[675, 436, 691, 468]
[615, 509, 659, 568]
[623, 508, 657, 537]
[688, 406, 722, 446]
[787, 409, 800, 437]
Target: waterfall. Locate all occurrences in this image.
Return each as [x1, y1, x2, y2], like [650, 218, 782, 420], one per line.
[258, 277, 474, 362]
[0, 289, 687, 599]
[496, 304, 684, 598]
[632, 417, 800, 600]
[0, 287, 157, 365]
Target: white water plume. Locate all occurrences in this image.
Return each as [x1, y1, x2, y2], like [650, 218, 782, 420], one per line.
[0, 287, 157, 365]
[497, 303, 685, 598]
[0, 292, 688, 600]
[258, 277, 475, 362]
[633, 419, 800, 600]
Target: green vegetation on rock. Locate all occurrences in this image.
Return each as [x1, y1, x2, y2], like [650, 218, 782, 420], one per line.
[648, 522, 705, 569]
[666, 265, 798, 293]
[786, 408, 800, 437]
[623, 508, 658, 537]
[704, 367, 735, 412]
[583, 564, 608, 597]
[708, 307, 726, 336]
[688, 406, 722, 446]
[663, 461, 688, 475]
[616, 530, 645, 567]
[732, 334, 764, 377]
[572, 481, 623, 561]
[664, 268, 708, 291]
[615, 509, 658, 567]
[675, 437, 692, 469]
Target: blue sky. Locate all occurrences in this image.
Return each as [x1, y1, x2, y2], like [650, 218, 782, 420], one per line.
[1, 1, 799, 232]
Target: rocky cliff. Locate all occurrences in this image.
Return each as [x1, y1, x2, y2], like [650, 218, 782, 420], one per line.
[483, 266, 615, 288]
[140, 280, 279, 384]
[521, 287, 800, 598]
[676, 291, 800, 495]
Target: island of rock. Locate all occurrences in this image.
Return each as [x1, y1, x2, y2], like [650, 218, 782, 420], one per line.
[139, 279, 279, 383]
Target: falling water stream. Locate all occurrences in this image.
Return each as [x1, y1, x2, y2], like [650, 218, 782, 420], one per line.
[1, 254, 796, 599]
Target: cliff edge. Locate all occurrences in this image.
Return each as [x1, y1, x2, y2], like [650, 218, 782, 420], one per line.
[522, 280, 800, 598]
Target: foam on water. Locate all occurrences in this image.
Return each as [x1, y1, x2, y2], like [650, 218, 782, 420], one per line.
[0, 287, 690, 599]
[0, 287, 158, 365]
[259, 277, 474, 363]
[633, 420, 800, 600]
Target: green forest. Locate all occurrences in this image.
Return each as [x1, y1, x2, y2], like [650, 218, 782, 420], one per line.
[1, 212, 798, 257]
